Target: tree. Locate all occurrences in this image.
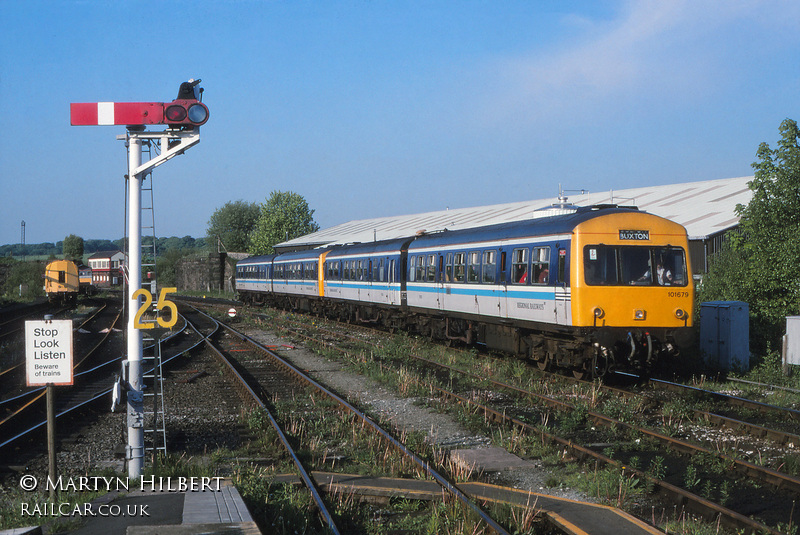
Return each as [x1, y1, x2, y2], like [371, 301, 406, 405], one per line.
[206, 200, 261, 252]
[698, 118, 800, 352]
[63, 234, 84, 261]
[249, 191, 320, 255]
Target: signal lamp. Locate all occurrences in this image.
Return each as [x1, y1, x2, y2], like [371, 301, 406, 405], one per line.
[593, 307, 605, 319]
[164, 100, 209, 127]
[675, 308, 687, 320]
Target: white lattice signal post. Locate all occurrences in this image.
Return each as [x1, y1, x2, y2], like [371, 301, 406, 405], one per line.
[71, 80, 209, 478]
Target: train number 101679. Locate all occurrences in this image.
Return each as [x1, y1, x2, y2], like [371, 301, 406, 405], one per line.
[667, 291, 690, 298]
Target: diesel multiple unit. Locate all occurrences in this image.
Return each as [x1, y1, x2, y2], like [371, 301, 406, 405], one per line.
[236, 205, 694, 378]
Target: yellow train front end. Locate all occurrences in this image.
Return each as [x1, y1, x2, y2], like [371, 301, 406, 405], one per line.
[571, 211, 694, 373]
[44, 260, 80, 305]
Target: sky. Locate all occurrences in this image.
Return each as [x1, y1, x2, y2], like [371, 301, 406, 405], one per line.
[1, 1, 799, 247]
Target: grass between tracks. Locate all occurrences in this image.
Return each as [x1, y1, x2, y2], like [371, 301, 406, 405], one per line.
[240, 307, 799, 534]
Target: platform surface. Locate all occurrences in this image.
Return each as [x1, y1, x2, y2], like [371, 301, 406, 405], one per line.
[0, 479, 260, 535]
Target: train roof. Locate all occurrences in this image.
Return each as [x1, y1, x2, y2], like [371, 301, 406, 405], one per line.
[237, 254, 277, 265]
[322, 237, 413, 258]
[407, 205, 643, 249]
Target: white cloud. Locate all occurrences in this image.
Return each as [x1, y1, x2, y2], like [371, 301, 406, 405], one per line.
[476, 0, 800, 126]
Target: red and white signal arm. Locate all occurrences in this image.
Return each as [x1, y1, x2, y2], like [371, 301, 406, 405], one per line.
[26, 320, 74, 386]
[71, 100, 209, 127]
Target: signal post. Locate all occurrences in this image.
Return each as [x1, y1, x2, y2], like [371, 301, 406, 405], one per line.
[71, 80, 209, 477]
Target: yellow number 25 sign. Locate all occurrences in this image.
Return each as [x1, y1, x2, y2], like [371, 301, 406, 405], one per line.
[132, 287, 178, 329]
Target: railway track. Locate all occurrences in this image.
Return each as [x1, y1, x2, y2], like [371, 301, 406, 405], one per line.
[183, 304, 514, 535]
[239, 305, 796, 535]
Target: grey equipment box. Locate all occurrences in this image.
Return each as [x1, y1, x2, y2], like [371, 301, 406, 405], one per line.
[700, 301, 750, 372]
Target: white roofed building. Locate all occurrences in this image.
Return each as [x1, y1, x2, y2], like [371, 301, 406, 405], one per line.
[276, 176, 754, 274]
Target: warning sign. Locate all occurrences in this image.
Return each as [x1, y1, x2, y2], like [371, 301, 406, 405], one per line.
[26, 320, 74, 386]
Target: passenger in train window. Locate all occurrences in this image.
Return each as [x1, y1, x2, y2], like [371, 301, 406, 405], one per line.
[512, 248, 528, 284]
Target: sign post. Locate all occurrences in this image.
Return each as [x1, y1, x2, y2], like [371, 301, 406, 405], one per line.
[26, 318, 73, 499]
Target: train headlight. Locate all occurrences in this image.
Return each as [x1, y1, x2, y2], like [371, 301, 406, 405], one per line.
[634, 309, 646, 320]
[675, 308, 687, 320]
[593, 307, 605, 319]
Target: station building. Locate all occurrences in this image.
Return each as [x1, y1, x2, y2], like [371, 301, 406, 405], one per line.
[275, 176, 753, 276]
[88, 250, 125, 287]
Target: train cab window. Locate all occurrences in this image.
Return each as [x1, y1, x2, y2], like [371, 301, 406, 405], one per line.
[511, 248, 528, 284]
[532, 247, 550, 284]
[467, 251, 480, 283]
[427, 255, 436, 282]
[58, 271, 66, 284]
[482, 250, 496, 284]
[584, 246, 688, 286]
[647, 247, 687, 286]
[453, 252, 466, 282]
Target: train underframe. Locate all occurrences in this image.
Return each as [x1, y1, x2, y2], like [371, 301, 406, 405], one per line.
[239, 290, 685, 379]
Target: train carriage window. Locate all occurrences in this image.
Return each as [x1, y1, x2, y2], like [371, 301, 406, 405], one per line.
[416, 255, 426, 282]
[409, 256, 416, 282]
[378, 259, 384, 282]
[445, 253, 453, 282]
[482, 250, 496, 284]
[467, 251, 480, 283]
[453, 252, 466, 282]
[427, 254, 436, 282]
[511, 248, 528, 284]
[389, 259, 396, 283]
[532, 247, 550, 284]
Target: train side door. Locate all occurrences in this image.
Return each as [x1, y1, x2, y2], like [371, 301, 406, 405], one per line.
[554, 247, 570, 325]
[436, 254, 445, 311]
[498, 250, 508, 318]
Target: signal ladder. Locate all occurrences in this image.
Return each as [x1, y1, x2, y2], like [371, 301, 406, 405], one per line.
[142, 336, 167, 458]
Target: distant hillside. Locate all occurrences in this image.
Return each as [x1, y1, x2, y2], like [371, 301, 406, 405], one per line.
[1, 236, 208, 258]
